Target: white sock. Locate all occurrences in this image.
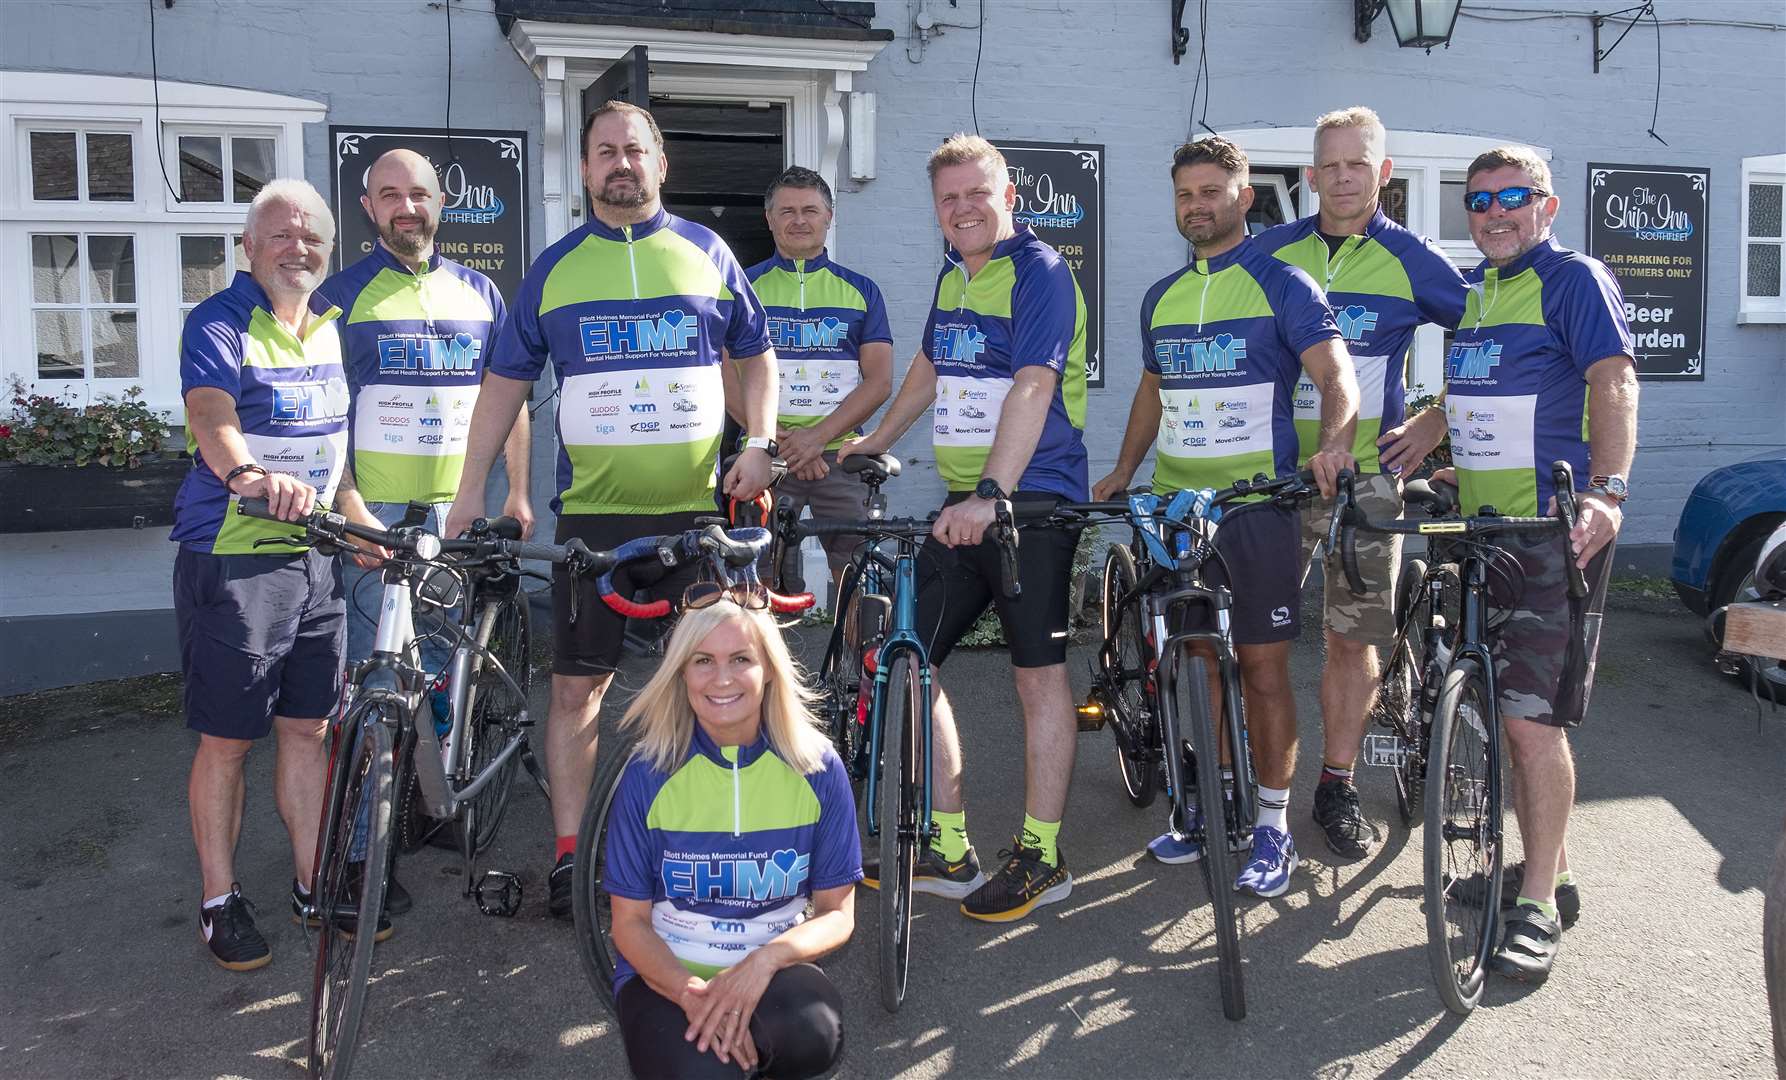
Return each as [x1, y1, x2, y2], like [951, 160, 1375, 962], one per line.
[1256, 786, 1290, 833]
[202, 891, 233, 911]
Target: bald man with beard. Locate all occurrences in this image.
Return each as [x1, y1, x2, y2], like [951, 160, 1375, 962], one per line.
[315, 150, 534, 913]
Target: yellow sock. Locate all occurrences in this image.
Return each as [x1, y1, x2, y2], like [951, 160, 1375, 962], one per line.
[1021, 815, 1061, 866]
[932, 810, 969, 863]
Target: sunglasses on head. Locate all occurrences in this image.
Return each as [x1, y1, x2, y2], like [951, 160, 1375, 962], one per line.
[1464, 186, 1549, 214]
[682, 580, 770, 612]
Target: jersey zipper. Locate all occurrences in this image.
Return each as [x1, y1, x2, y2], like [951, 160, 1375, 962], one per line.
[1474, 269, 1501, 331]
[1323, 235, 1361, 291]
[946, 250, 968, 311]
[1196, 264, 1214, 332]
[731, 752, 742, 837]
[624, 225, 640, 299]
[797, 259, 807, 311]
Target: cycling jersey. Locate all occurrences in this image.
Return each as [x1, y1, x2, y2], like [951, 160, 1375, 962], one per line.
[315, 244, 505, 505]
[746, 249, 891, 451]
[1445, 236, 1633, 516]
[488, 209, 770, 515]
[602, 727, 861, 992]
[1256, 208, 1468, 472]
[924, 224, 1089, 500]
[1140, 238, 1341, 494]
[171, 272, 349, 554]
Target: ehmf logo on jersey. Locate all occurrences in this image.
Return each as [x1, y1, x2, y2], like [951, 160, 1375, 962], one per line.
[1446, 339, 1502, 380]
[377, 332, 481, 374]
[271, 380, 350, 424]
[931, 324, 987, 366]
[661, 850, 812, 902]
[1154, 333, 1245, 375]
[1333, 305, 1379, 342]
[768, 315, 849, 351]
[579, 310, 698, 358]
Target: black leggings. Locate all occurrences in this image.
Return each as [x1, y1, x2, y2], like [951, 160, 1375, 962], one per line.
[616, 963, 844, 1080]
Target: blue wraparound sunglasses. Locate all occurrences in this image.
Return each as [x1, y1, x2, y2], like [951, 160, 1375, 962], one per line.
[1464, 186, 1550, 213]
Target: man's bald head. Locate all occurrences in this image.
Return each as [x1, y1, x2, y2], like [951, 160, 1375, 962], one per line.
[361, 149, 444, 262]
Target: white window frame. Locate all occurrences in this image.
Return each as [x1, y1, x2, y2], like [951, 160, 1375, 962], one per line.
[19, 122, 142, 208]
[1740, 153, 1786, 325]
[1, 71, 323, 421]
[159, 122, 285, 213]
[27, 229, 143, 383]
[1229, 127, 1549, 397]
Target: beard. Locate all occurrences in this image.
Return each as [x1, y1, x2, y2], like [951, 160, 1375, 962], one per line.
[380, 215, 435, 259]
[595, 169, 655, 209]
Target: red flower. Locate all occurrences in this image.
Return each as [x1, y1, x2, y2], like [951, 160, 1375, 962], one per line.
[0, 424, 12, 439]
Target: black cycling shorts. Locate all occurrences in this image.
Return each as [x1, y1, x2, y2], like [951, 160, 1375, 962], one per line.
[915, 492, 1077, 669]
[617, 962, 843, 1080]
[1167, 500, 1302, 647]
[551, 511, 707, 677]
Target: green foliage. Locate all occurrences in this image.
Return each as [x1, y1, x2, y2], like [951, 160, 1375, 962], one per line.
[0, 377, 172, 468]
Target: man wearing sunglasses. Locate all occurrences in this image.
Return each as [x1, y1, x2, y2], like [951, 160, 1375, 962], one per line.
[1392, 146, 1637, 983]
[1253, 108, 1470, 864]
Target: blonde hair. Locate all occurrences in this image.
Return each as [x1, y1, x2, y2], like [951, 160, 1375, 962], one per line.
[927, 133, 1008, 183]
[1467, 145, 1553, 194]
[620, 603, 830, 775]
[1313, 106, 1387, 161]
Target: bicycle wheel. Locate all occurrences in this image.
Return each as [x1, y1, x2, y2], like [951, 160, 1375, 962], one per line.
[458, 594, 533, 857]
[1377, 558, 1429, 827]
[572, 737, 636, 1018]
[1173, 652, 1245, 1021]
[1423, 658, 1502, 1016]
[309, 711, 394, 1080]
[1102, 544, 1158, 808]
[877, 651, 920, 1013]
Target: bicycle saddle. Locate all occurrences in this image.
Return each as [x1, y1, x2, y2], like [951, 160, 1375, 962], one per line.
[841, 453, 901, 483]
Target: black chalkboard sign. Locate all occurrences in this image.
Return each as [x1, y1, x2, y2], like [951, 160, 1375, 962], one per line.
[993, 141, 1106, 388]
[331, 127, 529, 306]
[1586, 163, 1709, 380]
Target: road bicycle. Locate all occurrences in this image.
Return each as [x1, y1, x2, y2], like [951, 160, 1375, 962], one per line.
[569, 520, 815, 1015]
[237, 497, 613, 1080]
[778, 461, 1021, 1012]
[1333, 462, 1589, 1016]
[1056, 470, 1337, 1022]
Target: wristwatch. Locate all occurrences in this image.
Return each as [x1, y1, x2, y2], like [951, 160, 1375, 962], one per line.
[742, 436, 779, 457]
[974, 477, 1009, 501]
[1586, 474, 1628, 502]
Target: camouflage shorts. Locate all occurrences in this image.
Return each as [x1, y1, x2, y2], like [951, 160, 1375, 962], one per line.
[1489, 534, 1615, 728]
[1300, 471, 1403, 649]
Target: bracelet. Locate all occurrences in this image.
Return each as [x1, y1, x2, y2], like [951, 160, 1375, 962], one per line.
[223, 463, 268, 493]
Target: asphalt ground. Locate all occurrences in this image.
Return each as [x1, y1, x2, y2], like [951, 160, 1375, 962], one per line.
[2, 584, 1780, 1079]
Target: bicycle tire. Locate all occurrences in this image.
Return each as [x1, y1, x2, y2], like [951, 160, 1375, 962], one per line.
[1378, 558, 1429, 828]
[308, 712, 394, 1080]
[1175, 653, 1246, 1021]
[877, 651, 920, 1013]
[572, 736, 637, 1018]
[1423, 658, 1502, 1016]
[458, 595, 532, 858]
[1102, 544, 1158, 808]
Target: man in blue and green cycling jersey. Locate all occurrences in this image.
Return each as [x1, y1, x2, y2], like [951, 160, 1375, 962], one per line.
[1253, 108, 1469, 861]
[444, 101, 780, 919]
[844, 134, 1090, 922]
[1095, 136, 1359, 899]
[1393, 146, 1637, 983]
[727, 166, 892, 598]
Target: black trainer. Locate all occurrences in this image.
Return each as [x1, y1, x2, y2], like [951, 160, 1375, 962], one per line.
[291, 873, 395, 942]
[960, 840, 1072, 923]
[1493, 904, 1561, 982]
[1456, 862, 1581, 928]
[547, 853, 574, 920]
[201, 885, 271, 971]
[1311, 778, 1378, 859]
[861, 845, 987, 900]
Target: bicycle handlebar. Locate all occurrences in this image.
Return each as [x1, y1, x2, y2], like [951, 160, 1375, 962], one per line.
[236, 498, 602, 570]
[781, 500, 1023, 599]
[593, 525, 816, 620]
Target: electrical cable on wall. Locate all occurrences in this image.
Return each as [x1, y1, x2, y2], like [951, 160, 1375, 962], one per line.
[971, 1, 986, 135]
[444, 0, 458, 165]
[146, 0, 183, 203]
[1184, 0, 1217, 141]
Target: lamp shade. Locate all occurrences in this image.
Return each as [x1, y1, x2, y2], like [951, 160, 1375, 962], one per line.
[1384, 0, 1461, 48]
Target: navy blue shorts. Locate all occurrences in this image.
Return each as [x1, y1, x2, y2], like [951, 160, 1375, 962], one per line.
[1168, 500, 1302, 647]
[175, 546, 346, 739]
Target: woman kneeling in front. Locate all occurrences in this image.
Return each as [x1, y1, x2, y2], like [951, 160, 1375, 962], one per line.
[605, 596, 861, 1079]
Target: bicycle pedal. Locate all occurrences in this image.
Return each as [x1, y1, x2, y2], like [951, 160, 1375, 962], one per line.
[1075, 695, 1108, 732]
[475, 870, 523, 917]
[1362, 733, 1408, 768]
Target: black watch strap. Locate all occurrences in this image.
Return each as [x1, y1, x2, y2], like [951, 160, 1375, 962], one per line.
[975, 477, 1008, 501]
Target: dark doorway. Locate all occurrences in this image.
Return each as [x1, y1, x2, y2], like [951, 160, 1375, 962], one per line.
[650, 99, 785, 268]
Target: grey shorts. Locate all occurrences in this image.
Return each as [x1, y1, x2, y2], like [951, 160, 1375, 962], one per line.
[1489, 533, 1615, 728]
[1300, 471, 1404, 649]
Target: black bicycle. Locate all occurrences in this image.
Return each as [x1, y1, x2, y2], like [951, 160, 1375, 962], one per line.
[1334, 462, 1589, 1016]
[1054, 469, 1337, 1022]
